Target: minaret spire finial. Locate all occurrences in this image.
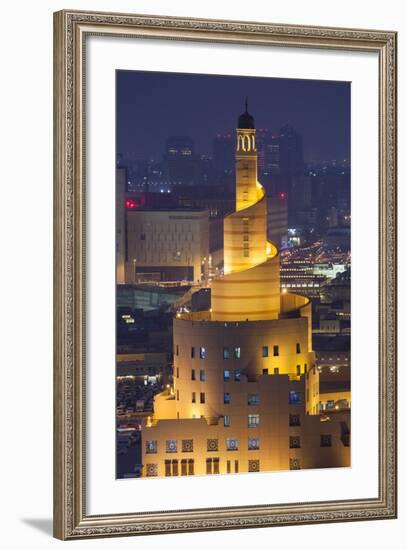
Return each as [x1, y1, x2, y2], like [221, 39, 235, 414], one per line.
[245, 96, 248, 112]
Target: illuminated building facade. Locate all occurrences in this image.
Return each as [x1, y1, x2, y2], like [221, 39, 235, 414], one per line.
[141, 102, 350, 477]
[124, 208, 209, 283]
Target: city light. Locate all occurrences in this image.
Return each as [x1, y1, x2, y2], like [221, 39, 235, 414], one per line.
[125, 198, 136, 209]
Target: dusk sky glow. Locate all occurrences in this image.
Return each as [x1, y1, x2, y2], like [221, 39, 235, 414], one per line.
[116, 70, 350, 163]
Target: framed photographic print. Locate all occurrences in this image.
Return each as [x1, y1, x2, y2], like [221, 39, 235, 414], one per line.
[53, 10, 397, 540]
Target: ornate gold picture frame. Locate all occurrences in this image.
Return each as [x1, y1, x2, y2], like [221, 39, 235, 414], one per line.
[53, 9, 397, 540]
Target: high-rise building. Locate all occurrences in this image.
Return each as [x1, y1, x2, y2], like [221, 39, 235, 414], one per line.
[141, 103, 350, 477]
[213, 133, 234, 175]
[265, 133, 280, 176]
[116, 167, 127, 284]
[278, 124, 304, 176]
[163, 136, 197, 185]
[267, 191, 288, 248]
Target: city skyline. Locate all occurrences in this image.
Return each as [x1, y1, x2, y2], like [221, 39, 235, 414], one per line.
[116, 70, 350, 163]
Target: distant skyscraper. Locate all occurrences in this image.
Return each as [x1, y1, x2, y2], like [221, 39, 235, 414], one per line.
[213, 134, 234, 172]
[265, 134, 280, 176]
[278, 124, 304, 176]
[116, 167, 128, 284]
[255, 128, 273, 178]
[163, 136, 197, 185]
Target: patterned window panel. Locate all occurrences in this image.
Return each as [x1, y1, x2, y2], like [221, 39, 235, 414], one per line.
[289, 457, 301, 470]
[166, 439, 177, 453]
[146, 463, 158, 477]
[289, 436, 301, 448]
[248, 459, 260, 472]
[182, 439, 193, 452]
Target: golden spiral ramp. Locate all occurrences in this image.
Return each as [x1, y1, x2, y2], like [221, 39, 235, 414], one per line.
[211, 182, 281, 321]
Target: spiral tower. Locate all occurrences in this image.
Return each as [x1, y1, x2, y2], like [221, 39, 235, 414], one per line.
[211, 99, 280, 321]
[163, 100, 316, 422]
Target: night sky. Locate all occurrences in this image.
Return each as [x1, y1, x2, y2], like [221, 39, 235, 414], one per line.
[116, 70, 350, 163]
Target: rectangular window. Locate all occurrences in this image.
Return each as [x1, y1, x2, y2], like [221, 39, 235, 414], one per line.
[172, 459, 179, 476]
[243, 249, 249, 257]
[176, 389, 179, 400]
[274, 367, 279, 374]
[192, 392, 196, 403]
[176, 344, 179, 356]
[206, 458, 219, 475]
[165, 459, 179, 477]
[234, 460, 239, 473]
[289, 414, 301, 427]
[226, 460, 231, 474]
[224, 392, 231, 404]
[296, 342, 301, 354]
[224, 415, 231, 427]
[262, 368, 269, 375]
[289, 390, 301, 404]
[262, 346, 269, 357]
[273, 345, 279, 356]
[200, 369, 206, 382]
[146, 440, 157, 454]
[199, 346, 206, 359]
[191, 346, 195, 358]
[289, 436, 301, 448]
[165, 460, 171, 477]
[200, 392, 205, 404]
[296, 365, 301, 376]
[223, 347, 230, 359]
[234, 347, 241, 359]
[248, 393, 260, 406]
[248, 437, 260, 450]
[320, 434, 332, 447]
[234, 370, 241, 381]
[223, 369, 230, 381]
[248, 414, 260, 428]
[191, 369, 196, 380]
[181, 459, 188, 476]
[176, 367, 179, 378]
[226, 438, 238, 451]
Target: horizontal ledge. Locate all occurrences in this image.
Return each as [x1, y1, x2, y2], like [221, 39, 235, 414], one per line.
[212, 294, 279, 300]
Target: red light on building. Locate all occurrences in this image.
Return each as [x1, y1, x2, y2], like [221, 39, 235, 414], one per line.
[125, 198, 136, 209]
[279, 192, 287, 200]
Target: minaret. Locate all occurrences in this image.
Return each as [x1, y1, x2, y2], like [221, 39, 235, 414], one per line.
[235, 97, 258, 211]
[211, 100, 281, 321]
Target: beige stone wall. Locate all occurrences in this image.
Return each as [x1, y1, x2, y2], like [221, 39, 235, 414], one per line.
[142, 374, 350, 477]
[171, 316, 316, 420]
